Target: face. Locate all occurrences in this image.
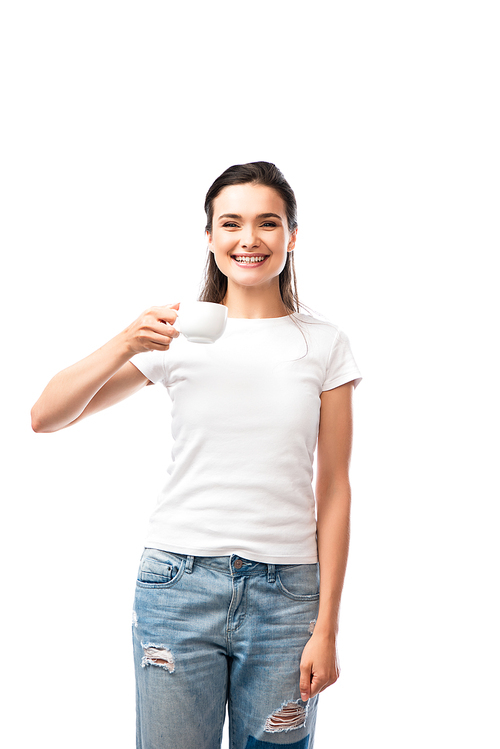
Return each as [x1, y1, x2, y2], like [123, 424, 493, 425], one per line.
[207, 183, 297, 291]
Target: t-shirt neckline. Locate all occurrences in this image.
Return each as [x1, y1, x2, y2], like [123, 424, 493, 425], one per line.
[226, 312, 298, 322]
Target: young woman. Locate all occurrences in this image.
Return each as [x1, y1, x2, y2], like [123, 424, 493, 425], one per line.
[32, 162, 362, 749]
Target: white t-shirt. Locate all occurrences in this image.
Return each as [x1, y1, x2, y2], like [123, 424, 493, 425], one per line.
[130, 312, 362, 564]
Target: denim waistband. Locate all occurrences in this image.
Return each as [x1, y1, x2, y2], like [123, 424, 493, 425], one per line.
[143, 548, 316, 581]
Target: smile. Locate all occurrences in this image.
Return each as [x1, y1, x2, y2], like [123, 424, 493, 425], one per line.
[232, 255, 269, 265]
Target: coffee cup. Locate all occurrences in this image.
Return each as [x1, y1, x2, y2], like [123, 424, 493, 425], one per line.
[174, 301, 228, 344]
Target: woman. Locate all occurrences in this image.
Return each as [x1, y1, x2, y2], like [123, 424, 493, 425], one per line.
[32, 161, 362, 749]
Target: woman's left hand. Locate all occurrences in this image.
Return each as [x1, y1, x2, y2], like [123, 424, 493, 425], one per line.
[299, 631, 341, 701]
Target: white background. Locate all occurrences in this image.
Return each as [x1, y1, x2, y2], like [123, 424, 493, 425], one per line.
[1, 1, 499, 747]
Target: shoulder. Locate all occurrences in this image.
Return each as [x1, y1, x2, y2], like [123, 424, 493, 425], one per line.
[292, 312, 342, 345]
[294, 311, 340, 330]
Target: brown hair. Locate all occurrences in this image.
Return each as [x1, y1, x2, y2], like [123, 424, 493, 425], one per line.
[198, 161, 301, 313]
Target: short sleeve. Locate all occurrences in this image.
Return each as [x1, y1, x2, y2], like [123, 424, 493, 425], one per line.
[130, 350, 166, 385]
[322, 329, 362, 391]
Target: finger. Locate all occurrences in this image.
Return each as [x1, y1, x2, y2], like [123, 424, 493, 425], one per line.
[139, 329, 177, 350]
[143, 317, 180, 338]
[152, 323, 180, 338]
[155, 303, 180, 324]
[147, 333, 176, 348]
[313, 671, 340, 697]
[299, 664, 312, 702]
[309, 676, 326, 699]
[144, 338, 172, 351]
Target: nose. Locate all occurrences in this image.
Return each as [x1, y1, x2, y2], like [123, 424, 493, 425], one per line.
[240, 229, 260, 249]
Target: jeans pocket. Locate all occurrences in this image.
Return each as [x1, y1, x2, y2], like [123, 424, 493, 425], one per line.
[275, 563, 320, 601]
[136, 548, 185, 588]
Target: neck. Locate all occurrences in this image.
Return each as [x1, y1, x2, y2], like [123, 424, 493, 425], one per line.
[223, 282, 290, 319]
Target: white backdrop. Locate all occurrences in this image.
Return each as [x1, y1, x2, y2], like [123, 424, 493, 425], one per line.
[2, 2, 498, 747]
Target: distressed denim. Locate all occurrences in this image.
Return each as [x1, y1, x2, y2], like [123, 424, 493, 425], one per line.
[132, 549, 321, 749]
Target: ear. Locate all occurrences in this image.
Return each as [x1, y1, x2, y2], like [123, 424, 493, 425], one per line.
[288, 227, 298, 252]
[206, 230, 214, 253]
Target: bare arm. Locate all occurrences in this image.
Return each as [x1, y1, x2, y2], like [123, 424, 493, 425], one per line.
[299, 380, 355, 701]
[314, 381, 354, 637]
[31, 303, 180, 433]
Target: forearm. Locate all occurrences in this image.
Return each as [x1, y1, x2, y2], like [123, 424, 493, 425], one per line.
[314, 483, 351, 638]
[31, 330, 133, 433]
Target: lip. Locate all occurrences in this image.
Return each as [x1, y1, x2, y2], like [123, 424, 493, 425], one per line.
[231, 254, 270, 267]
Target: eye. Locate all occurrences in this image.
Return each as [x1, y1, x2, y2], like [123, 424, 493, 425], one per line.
[222, 222, 238, 228]
[262, 222, 277, 227]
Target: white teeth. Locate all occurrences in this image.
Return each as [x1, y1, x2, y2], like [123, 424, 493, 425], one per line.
[233, 256, 266, 264]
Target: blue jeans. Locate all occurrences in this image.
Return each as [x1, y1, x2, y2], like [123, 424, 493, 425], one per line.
[132, 548, 321, 749]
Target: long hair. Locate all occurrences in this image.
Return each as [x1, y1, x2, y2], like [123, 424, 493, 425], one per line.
[198, 162, 301, 313]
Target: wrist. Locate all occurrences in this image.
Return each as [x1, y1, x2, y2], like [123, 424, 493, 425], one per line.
[311, 619, 339, 640]
[115, 326, 140, 358]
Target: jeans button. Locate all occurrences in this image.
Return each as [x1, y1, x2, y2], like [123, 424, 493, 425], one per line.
[234, 559, 243, 569]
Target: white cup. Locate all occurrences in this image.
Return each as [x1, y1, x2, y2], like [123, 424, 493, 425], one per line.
[175, 301, 228, 344]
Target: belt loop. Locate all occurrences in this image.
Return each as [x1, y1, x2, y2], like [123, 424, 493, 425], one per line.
[185, 555, 194, 574]
[267, 564, 276, 583]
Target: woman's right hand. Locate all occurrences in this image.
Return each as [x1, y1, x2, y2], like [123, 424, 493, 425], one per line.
[122, 303, 181, 355]
[31, 302, 181, 433]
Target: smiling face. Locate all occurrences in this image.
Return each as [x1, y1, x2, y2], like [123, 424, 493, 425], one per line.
[206, 183, 297, 293]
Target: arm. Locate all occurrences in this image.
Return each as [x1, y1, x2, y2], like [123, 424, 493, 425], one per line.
[299, 380, 354, 701]
[31, 303, 180, 433]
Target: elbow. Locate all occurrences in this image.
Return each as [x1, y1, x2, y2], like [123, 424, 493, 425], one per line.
[31, 408, 45, 433]
[31, 405, 53, 433]
[31, 406, 75, 433]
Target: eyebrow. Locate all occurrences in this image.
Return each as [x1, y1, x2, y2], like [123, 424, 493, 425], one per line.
[218, 213, 283, 222]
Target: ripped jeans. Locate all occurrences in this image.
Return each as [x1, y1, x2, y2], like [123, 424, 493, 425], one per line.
[132, 548, 320, 749]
